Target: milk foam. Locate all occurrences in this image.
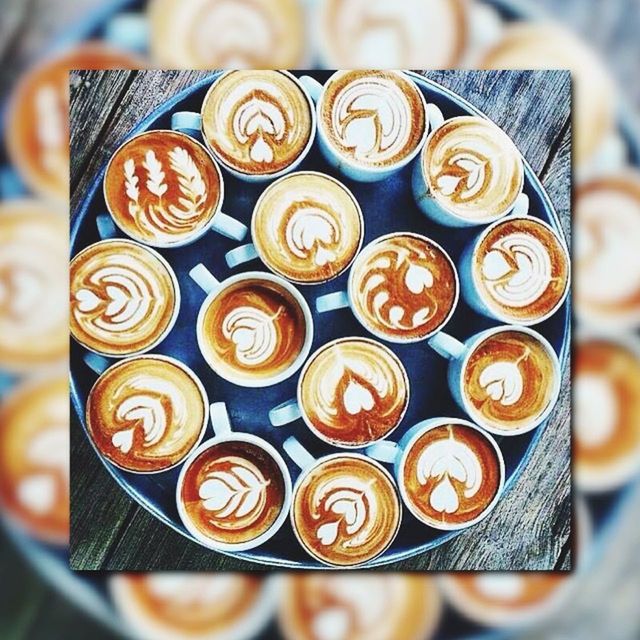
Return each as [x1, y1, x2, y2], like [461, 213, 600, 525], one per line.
[222, 306, 280, 367]
[575, 373, 618, 447]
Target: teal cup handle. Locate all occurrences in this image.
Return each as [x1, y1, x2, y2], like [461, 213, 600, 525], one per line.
[0, 166, 26, 198]
[211, 212, 248, 242]
[84, 352, 112, 375]
[283, 436, 316, 470]
[226, 243, 259, 269]
[269, 399, 302, 427]
[209, 401, 232, 436]
[316, 290, 350, 314]
[189, 263, 221, 296]
[428, 332, 467, 360]
[171, 111, 202, 137]
[426, 103, 445, 131]
[366, 440, 401, 465]
[298, 75, 323, 102]
[104, 13, 149, 52]
[96, 214, 118, 239]
[510, 192, 530, 217]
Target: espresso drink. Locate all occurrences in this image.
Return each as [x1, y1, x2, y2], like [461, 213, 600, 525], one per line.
[200, 278, 307, 384]
[474, 217, 570, 322]
[292, 455, 401, 566]
[180, 440, 286, 545]
[0, 374, 68, 544]
[350, 233, 457, 341]
[0, 201, 67, 371]
[279, 574, 442, 640]
[252, 172, 363, 284]
[201, 71, 312, 177]
[423, 116, 523, 221]
[299, 338, 409, 447]
[104, 130, 222, 246]
[6, 44, 141, 202]
[574, 337, 640, 491]
[402, 422, 501, 527]
[463, 330, 557, 432]
[70, 240, 178, 357]
[320, 70, 426, 168]
[86, 356, 207, 473]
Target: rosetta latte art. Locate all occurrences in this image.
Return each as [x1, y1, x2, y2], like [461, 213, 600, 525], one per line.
[222, 306, 282, 367]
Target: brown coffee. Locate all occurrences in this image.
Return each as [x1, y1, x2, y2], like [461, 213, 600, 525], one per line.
[202, 71, 312, 176]
[292, 455, 401, 566]
[70, 240, 178, 357]
[350, 233, 457, 341]
[320, 70, 426, 168]
[299, 338, 409, 447]
[180, 440, 286, 544]
[474, 217, 569, 322]
[86, 356, 207, 473]
[402, 422, 501, 527]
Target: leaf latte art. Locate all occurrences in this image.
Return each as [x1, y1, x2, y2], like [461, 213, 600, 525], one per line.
[222, 306, 280, 366]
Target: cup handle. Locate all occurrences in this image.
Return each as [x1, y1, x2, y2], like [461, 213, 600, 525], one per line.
[0, 166, 26, 199]
[104, 13, 149, 52]
[429, 332, 466, 360]
[226, 243, 259, 269]
[283, 436, 316, 470]
[298, 75, 323, 102]
[171, 111, 202, 137]
[510, 192, 530, 218]
[366, 440, 401, 464]
[0, 371, 14, 397]
[316, 290, 350, 314]
[189, 263, 220, 295]
[84, 352, 112, 375]
[96, 213, 118, 239]
[426, 103, 445, 131]
[211, 212, 248, 242]
[210, 401, 232, 436]
[269, 399, 302, 427]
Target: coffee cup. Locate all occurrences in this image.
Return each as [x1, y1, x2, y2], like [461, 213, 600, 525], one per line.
[269, 337, 409, 448]
[367, 417, 505, 530]
[428, 325, 561, 435]
[225, 171, 364, 285]
[298, 70, 429, 182]
[173, 70, 316, 183]
[176, 402, 292, 552]
[316, 232, 458, 343]
[283, 436, 402, 567]
[412, 108, 528, 227]
[190, 264, 313, 387]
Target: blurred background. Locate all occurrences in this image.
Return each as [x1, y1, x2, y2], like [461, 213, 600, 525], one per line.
[1, 0, 639, 638]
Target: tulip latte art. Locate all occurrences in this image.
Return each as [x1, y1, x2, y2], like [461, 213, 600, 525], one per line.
[70, 240, 177, 356]
[350, 233, 457, 341]
[300, 338, 408, 446]
[253, 172, 363, 283]
[292, 456, 400, 566]
[87, 357, 206, 472]
[321, 70, 426, 168]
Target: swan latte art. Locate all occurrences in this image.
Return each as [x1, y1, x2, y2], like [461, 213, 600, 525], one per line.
[473, 217, 570, 322]
[70, 240, 178, 356]
[252, 172, 363, 283]
[104, 130, 222, 246]
[202, 70, 313, 177]
[299, 338, 409, 447]
[86, 356, 207, 473]
[292, 455, 401, 566]
[320, 70, 426, 168]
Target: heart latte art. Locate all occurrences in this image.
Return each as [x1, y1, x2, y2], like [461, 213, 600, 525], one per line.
[403, 423, 501, 527]
[321, 70, 426, 168]
[86, 357, 207, 473]
[104, 130, 222, 246]
[350, 233, 457, 341]
[300, 338, 409, 446]
[292, 456, 401, 566]
[202, 70, 312, 176]
[70, 240, 178, 356]
[253, 172, 363, 283]
[474, 217, 570, 322]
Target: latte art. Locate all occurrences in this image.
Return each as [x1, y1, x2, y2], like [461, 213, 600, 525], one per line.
[350, 233, 457, 341]
[86, 357, 207, 473]
[222, 306, 280, 366]
[70, 240, 178, 356]
[321, 71, 426, 168]
[253, 172, 363, 283]
[300, 338, 408, 446]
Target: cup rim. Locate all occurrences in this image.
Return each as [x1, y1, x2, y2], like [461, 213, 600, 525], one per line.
[200, 70, 317, 181]
[102, 128, 225, 248]
[195, 270, 314, 387]
[70, 238, 181, 358]
[469, 214, 571, 326]
[84, 353, 209, 475]
[314, 70, 429, 174]
[457, 324, 562, 436]
[249, 170, 365, 285]
[176, 432, 293, 552]
[419, 114, 525, 223]
[294, 336, 410, 448]
[347, 231, 460, 343]
[396, 416, 506, 531]
[289, 451, 403, 567]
